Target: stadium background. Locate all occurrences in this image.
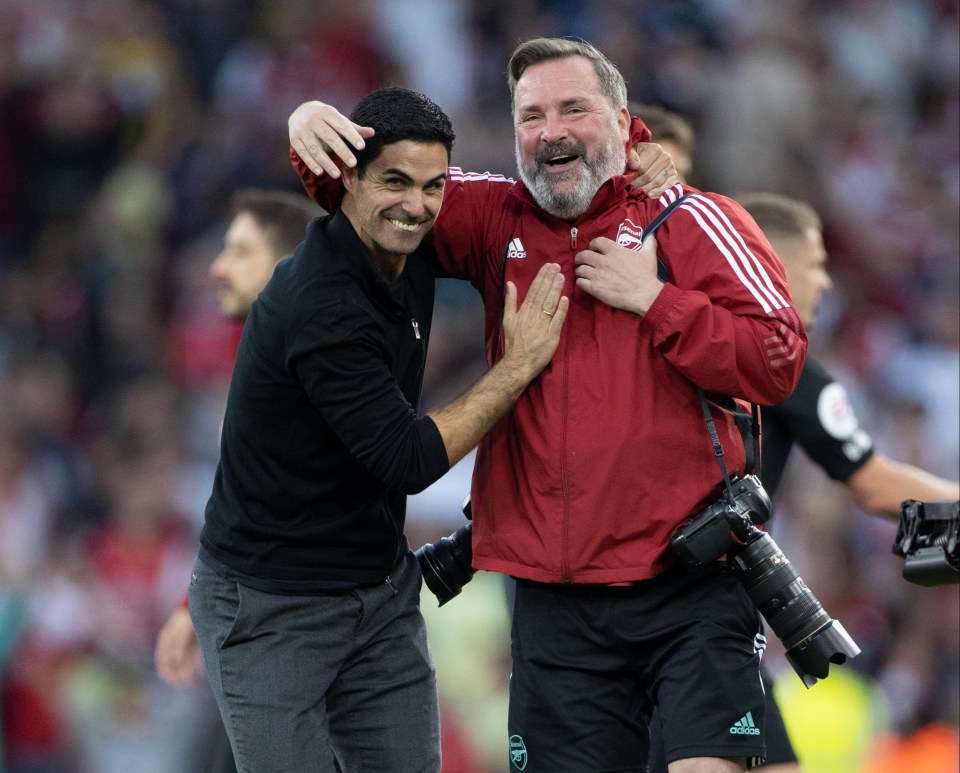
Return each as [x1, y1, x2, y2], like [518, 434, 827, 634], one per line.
[0, 1, 957, 771]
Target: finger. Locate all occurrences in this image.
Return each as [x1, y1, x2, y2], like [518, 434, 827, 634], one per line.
[540, 270, 566, 314]
[503, 280, 519, 321]
[549, 295, 570, 327]
[290, 129, 345, 178]
[525, 263, 561, 312]
[293, 124, 375, 177]
[648, 168, 678, 199]
[589, 237, 617, 254]
[629, 143, 664, 187]
[318, 121, 374, 170]
[631, 144, 681, 200]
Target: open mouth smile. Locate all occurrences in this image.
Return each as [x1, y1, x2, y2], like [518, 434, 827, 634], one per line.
[388, 219, 419, 232]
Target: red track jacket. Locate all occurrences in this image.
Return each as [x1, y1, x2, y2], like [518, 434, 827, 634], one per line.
[292, 127, 805, 584]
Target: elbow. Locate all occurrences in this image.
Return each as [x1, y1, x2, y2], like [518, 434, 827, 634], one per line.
[397, 477, 436, 496]
[755, 337, 806, 405]
[747, 363, 803, 406]
[376, 460, 439, 495]
[377, 440, 450, 495]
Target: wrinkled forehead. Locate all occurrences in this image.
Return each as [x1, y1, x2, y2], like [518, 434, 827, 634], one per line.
[365, 140, 450, 182]
[513, 56, 604, 111]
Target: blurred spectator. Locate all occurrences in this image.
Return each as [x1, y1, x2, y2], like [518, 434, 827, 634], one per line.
[1, 2, 957, 770]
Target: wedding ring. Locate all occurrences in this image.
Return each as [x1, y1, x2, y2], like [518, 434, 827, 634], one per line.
[542, 308, 555, 317]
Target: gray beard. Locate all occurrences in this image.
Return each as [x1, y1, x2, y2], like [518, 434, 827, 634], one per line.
[516, 132, 626, 220]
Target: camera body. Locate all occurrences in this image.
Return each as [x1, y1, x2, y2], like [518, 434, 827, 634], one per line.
[670, 474, 771, 566]
[892, 499, 959, 586]
[670, 474, 860, 688]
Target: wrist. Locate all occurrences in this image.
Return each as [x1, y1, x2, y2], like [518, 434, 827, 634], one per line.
[633, 283, 664, 315]
[495, 352, 538, 389]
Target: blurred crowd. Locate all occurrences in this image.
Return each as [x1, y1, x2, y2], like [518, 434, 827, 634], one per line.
[0, 1, 957, 771]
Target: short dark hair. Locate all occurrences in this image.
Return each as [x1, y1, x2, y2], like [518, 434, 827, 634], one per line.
[737, 192, 822, 244]
[230, 188, 322, 263]
[349, 87, 455, 177]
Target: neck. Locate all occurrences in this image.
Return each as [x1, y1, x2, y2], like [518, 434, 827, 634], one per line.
[373, 254, 406, 284]
[341, 198, 407, 283]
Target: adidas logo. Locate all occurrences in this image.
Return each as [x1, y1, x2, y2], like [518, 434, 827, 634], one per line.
[506, 238, 527, 259]
[729, 712, 761, 736]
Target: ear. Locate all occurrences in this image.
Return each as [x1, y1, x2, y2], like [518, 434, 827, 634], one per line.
[616, 106, 631, 143]
[341, 165, 359, 195]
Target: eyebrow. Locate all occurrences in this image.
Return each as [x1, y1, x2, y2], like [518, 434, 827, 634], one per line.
[518, 95, 592, 114]
[381, 168, 447, 186]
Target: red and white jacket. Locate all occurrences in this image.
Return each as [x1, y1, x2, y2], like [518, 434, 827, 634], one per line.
[292, 134, 806, 584]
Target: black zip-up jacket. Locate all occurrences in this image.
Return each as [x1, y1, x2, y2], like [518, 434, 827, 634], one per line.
[199, 211, 450, 593]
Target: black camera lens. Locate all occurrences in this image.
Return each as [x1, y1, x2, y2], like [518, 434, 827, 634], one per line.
[415, 522, 475, 606]
[729, 532, 860, 687]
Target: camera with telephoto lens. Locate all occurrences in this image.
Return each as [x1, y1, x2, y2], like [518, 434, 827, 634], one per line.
[415, 497, 475, 606]
[892, 499, 959, 586]
[670, 474, 861, 688]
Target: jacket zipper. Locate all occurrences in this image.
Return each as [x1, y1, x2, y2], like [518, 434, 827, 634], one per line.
[561, 226, 578, 582]
[410, 317, 427, 411]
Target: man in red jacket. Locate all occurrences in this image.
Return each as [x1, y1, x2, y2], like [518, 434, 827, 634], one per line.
[289, 37, 807, 773]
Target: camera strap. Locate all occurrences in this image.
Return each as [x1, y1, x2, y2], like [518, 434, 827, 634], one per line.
[642, 194, 690, 283]
[640, 194, 762, 502]
[697, 388, 761, 505]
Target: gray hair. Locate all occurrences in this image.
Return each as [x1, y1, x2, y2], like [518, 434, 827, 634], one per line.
[507, 37, 628, 113]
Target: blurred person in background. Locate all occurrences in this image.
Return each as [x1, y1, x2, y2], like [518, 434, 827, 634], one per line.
[289, 36, 804, 773]
[1, 366, 213, 773]
[190, 86, 569, 773]
[628, 102, 696, 184]
[737, 193, 959, 513]
[740, 192, 959, 773]
[154, 187, 320, 773]
[633, 101, 959, 773]
[0, 3, 955, 771]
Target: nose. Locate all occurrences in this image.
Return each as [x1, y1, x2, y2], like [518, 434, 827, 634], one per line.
[210, 251, 228, 278]
[540, 112, 568, 144]
[399, 189, 427, 219]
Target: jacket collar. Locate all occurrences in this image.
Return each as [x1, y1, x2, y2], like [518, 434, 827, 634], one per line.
[323, 210, 425, 314]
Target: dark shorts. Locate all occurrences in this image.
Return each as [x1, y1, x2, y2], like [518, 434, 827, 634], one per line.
[507, 563, 767, 772]
[648, 662, 797, 771]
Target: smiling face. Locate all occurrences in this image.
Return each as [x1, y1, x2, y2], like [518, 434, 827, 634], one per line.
[340, 139, 449, 282]
[209, 211, 281, 320]
[513, 56, 630, 220]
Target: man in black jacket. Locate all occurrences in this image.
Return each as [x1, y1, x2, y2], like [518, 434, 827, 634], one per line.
[155, 187, 320, 773]
[188, 87, 569, 773]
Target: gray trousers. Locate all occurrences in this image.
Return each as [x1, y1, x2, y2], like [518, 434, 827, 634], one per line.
[189, 550, 441, 773]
